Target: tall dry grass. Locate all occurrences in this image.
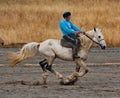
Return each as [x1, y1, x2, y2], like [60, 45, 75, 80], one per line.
[0, 0, 120, 47]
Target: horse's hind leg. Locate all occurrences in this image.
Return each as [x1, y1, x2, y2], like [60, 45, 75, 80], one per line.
[39, 59, 47, 71]
[46, 64, 64, 82]
[39, 57, 64, 84]
[39, 59, 49, 84]
[46, 57, 64, 81]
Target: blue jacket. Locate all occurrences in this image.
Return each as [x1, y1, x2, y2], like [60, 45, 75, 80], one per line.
[60, 19, 83, 36]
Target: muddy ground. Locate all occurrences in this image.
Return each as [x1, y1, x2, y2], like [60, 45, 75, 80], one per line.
[0, 48, 120, 98]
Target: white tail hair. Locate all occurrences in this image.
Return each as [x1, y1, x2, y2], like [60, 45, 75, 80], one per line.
[6, 42, 40, 67]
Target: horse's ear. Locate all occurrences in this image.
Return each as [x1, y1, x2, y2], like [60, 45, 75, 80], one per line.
[94, 27, 96, 32]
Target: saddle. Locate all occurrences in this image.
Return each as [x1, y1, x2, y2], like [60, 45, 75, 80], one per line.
[60, 38, 72, 48]
[60, 38, 81, 48]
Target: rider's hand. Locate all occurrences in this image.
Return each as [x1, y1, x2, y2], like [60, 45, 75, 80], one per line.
[82, 32, 86, 35]
[76, 32, 80, 37]
[76, 32, 80, 35]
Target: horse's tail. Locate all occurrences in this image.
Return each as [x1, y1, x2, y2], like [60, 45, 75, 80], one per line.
[6, 42, 40, 67]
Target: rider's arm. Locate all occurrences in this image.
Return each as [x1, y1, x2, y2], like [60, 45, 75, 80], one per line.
[70, 22, 83, 33]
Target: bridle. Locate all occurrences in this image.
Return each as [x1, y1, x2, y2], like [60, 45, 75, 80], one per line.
[84, 33, 104, 47]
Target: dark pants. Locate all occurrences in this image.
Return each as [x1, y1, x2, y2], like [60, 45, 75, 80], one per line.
[62, 34, 80, 59]
[63, 34, 80, 46]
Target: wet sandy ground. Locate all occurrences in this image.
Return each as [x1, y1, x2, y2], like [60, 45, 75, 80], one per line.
[0, 48, 120, 98]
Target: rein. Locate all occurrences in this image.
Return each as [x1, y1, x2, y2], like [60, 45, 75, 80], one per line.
[84, 33, 102, 46]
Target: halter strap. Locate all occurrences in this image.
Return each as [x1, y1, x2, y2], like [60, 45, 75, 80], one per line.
[84, 33, 101, 46]
[99, 39, 104, 42]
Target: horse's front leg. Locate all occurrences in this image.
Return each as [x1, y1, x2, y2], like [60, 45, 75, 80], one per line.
[75, 60, 89, 77]
[66, 59, 88, 84]
[64, 64, 80, 85]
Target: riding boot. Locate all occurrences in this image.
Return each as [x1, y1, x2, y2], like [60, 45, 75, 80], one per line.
[72, 47, 80, 61]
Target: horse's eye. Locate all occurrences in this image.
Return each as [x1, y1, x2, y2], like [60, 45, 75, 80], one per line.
[98, 36, 101, 38]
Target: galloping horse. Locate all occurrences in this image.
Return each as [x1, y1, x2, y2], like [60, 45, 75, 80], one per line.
[6, 28, 107, 85]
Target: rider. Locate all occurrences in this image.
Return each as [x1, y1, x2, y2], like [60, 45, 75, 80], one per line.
[60, 11, 85, 60]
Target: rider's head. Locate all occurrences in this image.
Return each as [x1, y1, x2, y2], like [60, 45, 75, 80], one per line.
[63, 11, 71, 21]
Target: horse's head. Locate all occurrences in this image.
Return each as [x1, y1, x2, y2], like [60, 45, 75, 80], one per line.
[93, 28, 107, 49]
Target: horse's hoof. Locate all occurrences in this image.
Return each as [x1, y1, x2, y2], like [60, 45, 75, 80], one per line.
[72, 77, 78, 83]
[42, 85, 48, 88]
[33, 81, 41, 86]
[64, 77, 78, 85]
[64, 81, 74, 85]
[59, 81, 64, 85]
[60, 81, 74, 85]
[42, 81, 47, 85]
[59, 80, 65, 85]
[60, 79, 74, 85]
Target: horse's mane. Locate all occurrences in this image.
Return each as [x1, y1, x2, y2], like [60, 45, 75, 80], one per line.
[79, 30, 94, 49]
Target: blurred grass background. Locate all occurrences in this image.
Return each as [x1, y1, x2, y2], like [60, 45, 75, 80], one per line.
[0, 0, 120, 47]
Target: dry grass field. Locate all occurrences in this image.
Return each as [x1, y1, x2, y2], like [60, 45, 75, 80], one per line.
[0, 0, 119, 47]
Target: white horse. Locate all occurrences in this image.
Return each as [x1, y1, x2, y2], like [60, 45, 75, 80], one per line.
[6, 28, 107, 85]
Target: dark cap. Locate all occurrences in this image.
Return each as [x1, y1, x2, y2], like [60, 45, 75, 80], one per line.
[63, 11, 71, 18]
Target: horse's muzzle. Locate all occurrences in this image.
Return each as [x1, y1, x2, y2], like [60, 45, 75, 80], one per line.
[101, 45, 106, 50]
